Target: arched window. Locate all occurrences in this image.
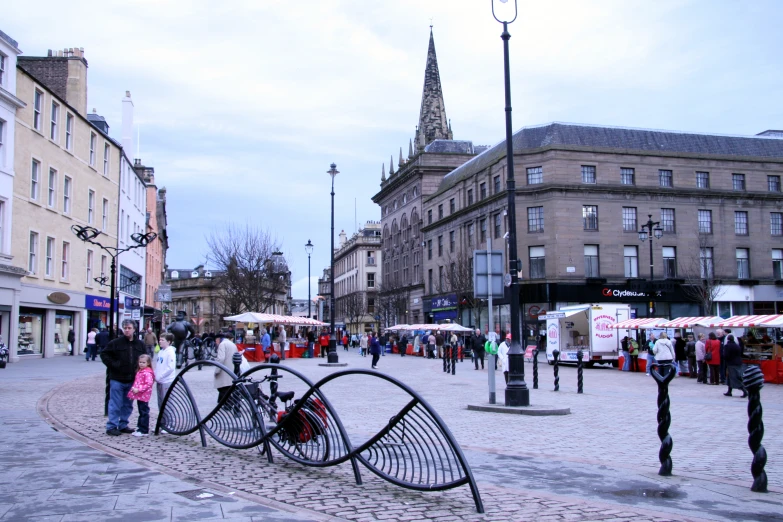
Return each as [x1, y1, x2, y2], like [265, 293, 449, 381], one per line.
[401, 214, 409, 243]
[392, 220, 399, 248]
[411, 209, 420, 239]
[383, 225, 390, 251]
[403, 193, 408, 205]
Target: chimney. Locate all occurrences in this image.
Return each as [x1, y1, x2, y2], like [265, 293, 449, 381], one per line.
[339, 230, 347, 247]
[122, 91, 135, 155]
[65, 47, 88, 116]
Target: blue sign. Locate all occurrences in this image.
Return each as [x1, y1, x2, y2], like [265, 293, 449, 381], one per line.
[431, 294, 457, 311]
[85, 294, 117, 311]
[433, 310, 458, 321]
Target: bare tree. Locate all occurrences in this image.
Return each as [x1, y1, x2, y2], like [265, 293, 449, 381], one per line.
[206, 223, 288, 314]
[377, 279, 410, 328]
[679, 233, 726, 315]
[443, 249, 476, 325]
[340, 292, 366, 333]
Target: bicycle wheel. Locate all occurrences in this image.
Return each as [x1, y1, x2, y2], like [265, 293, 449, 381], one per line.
[286, 408, 330, 462]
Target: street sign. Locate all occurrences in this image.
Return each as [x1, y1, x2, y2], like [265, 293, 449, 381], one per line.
[155, 284, 172, 303]
[540, 312, 566, 320]
[131, 309, 141, 319]
[162, 308, 172, 314]
[473, 250, 504, 298]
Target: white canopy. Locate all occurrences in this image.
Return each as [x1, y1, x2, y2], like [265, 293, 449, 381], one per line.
[658, 316, 724, 328]
[223, 313, 326, 327]
[612, 318, 668, 330]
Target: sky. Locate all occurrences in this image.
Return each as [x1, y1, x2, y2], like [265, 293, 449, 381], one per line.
[4, 0, 782, 300]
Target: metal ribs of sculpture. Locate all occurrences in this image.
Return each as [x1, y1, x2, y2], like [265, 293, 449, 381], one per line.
[156, 362, 484, 513]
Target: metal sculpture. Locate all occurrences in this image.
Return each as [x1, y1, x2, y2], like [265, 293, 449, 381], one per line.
[157, 362, 484, 513]
[532, 348, 538, 389]
[650, 362, 676, 476]
[552, 349, 560, 391]
[577, 349, 584, 394]
[743, 365, 768, 492]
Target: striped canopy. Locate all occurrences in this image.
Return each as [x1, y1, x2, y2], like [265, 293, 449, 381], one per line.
[658, 316, 724, 328]
[708, 315, 783, 328]
[223, 313, 326, 327]
[612, 318, 668, 330]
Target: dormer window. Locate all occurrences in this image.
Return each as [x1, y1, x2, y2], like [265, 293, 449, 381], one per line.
[171, 270, 179, 278]
[191, 271, 199, 277]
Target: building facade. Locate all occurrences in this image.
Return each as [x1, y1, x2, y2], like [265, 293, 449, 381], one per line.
[165, 266, 222, 334]
[333, 222, 382, 334]
[139, 160, 168, 330]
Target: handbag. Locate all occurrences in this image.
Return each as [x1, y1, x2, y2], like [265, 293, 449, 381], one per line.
[704, 350, 713, 361]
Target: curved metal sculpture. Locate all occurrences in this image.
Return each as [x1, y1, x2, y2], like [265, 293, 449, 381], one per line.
[650, 362, 676, 476]
[156, 362, 484, 513]
[743, 365, 768, 492]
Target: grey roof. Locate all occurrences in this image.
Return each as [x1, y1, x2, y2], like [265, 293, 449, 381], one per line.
[0, 29, 19, 49]
[436, 122, 783, 196]
[424, 139, 474, 154]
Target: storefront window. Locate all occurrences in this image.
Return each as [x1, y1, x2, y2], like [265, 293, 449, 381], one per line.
[732, 302, 750, 316]
[54, 313, 73, 355]
[88, 311, 107, 332]
[18, 310, 43, 355]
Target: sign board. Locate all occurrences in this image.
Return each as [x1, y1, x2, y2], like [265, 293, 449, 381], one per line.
[431, 294, 457, 311]
[540, 312, 566, 320]
[131, 309, 141, 320]
[473, 250, 504, 299]
[566, 266, 576, 273]
[154, 284, 172, 303]
[124, 296, 142, 309]
[47, 291, 71, 304]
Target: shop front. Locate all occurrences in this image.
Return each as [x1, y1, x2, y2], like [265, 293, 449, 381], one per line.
[85, 293, 116, 333]
[16, 285, 86, 358]
[0, 264, 25, 362]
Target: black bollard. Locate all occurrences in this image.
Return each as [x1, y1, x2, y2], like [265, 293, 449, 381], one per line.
[650, 362, 676, 476]
[443, 347, 448, 373]
[452, 344, 457, 375]
[577, 349, 584, 394]
[553, 349, 560, 391]
[743, 365, 768, 493]
[232, 352, 242, 376]
[532, 348, 539, 389]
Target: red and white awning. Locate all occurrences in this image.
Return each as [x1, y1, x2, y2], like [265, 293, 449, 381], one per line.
[708, 315, 783, 328]
[612, 318, 668, 330]
[658, 316, 724, 328]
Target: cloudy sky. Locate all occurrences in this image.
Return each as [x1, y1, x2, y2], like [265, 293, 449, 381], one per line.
[5, 0, 782, 299]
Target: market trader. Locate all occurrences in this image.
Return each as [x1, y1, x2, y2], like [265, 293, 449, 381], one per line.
[100, 319, 146, 436]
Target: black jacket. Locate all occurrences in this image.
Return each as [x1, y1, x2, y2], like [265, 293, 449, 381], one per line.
[724, 340, 743, 366]
[100, 335, 145, 383]
[96, 330, 110, 349]
[67, 330, 75, 344]
[674, 337, 687, 361]
[474, 334, 486, 355]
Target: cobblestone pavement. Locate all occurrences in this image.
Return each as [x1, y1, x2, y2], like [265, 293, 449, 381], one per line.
[36, 352, 783, 521]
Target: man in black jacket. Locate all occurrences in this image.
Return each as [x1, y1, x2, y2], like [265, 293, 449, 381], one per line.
[100, 319, 146, 436]
[67, 328, 75, 356]
[473, 329, 486, 370]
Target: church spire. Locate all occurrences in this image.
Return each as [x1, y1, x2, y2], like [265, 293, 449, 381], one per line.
[381, 163, 386, 182]
[415, 28, 453, 152]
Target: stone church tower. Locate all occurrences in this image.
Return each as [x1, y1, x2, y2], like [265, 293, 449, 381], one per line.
[415, 29, 453, 152]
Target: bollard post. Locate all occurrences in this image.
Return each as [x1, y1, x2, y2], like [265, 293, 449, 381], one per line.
[232, 352, 242, 376]
[452, 344, 457, 375]
[532, 348, 539, 389]
[553, 349, 560, 391]
[577, 349, 584, 394]
[443, 347, 448, 373]
[650, 362, 676, 476]
[743, 365, 768, 493]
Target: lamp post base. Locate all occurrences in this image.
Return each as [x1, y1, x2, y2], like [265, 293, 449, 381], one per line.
[505, 349, 530, 407]
[505, 387, 530, 407]
[327, 339, 339, 364]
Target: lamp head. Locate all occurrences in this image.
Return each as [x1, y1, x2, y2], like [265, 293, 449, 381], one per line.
[327, 163, 339, 179]
[653, 226, 664, 240]
[492, 0, 518, 24]
[638, 229, 648, 242]
[305, 239, 314, 255]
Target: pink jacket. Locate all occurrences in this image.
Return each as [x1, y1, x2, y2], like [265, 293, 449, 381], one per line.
[128, 367, 155, 403]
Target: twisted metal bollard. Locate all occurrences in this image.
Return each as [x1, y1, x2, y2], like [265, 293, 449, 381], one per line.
[452, 344, 457, 375]
[650, 362, 676, 476]
[552, 349, 560, 391]
[743, 365, 768, 492]
[443, 347, 448, 373]
[577, 349, 584, 394]
[532, 348, 539, 389]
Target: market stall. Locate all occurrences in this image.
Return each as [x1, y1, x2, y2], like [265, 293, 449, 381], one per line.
[223, 313, 326, 361]
[709, 315, 783, 384]
[612, 317, 668, 372]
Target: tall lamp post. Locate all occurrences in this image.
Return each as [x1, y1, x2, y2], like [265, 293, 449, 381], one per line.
[305, 240, 314, 318]
[327, 163, 340, 364]
[638, 215, 663, 312]
[492, 0, 529, 407]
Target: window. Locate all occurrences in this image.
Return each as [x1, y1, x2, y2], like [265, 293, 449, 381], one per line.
[623, 246, 638, 278]
[699, 248, 714, 279]
[467, 224, 474, 247]
[63, 176, 71, 214]
[28, 232, 38, 274]
[771, 213, 783, 236]
[438, 204, 443, 219]
[479, 182, 487, 199]
[88, 190, 95, 224]
[50, 101, 59, 141]
[367, 298, 375, 314]
[768, 175, 781, 193]
[102, 199, 109, 231]
[735, 211, 749, 235]
[367, 273, 375, 288]
[493, 175, 501, 194]
[527, 206, 544, 233]
[622, 207, 637, 232]
[527, 167, 543, 185]
[438, 235, 443, 256]
[581, 165, 596, 184]
[449, 231, 455, 252]
[0, 201, 4, 250]
[621, 168, 635, 185]
[449, 198, 455, 214]
[736, 248, 750, 279]
[439, 266, 444, 290]
[0, 120, 4, 164]
[103, 143, 110, 176]
[89, 133, 96, 166]
[428, 269, 433, 294]
[65, 113, 74, 151]
[582, 205, 598, 230]
[33, 89, 43, 131]
[494, 213, 502, 239]
[86, 250, 94, 283]
[427, 209, 432, 224]
[773, 249, 783, 279]
[427, 240, 432, 260]
[119, 266, 142, 297]
[467, 189, 474, 205]
[480, 219, 487, 243]
[45, 237, 55, 277]
[529, 246, 545, 279]
[696, 171, 710, 188]
[101, 255, 107, 280]
[698, 209, 712, 234]
[661, 208, 675, 233]
[662, 247, 677, 278]
[732, 173, 746, 191]
[47, 168, 57, 207]
[61, 242, 69, 280]
[584, 245, 599, 277]
[659, 169, 673, 187]
[0, 53, 5, 85]
[31, 160, 40, 200]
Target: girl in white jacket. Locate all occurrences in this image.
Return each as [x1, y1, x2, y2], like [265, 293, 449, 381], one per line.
[153, 333, 177, 409]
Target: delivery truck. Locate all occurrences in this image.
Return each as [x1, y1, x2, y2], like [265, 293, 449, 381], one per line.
[543, 304, 630, 367]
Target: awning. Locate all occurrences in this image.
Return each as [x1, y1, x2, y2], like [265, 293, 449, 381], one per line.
[709, 315, 783, 328]
[612, 318, 668, 330]
[224, 313, 326, 327]
[543, 306, 590, 320]
[384, 324, 411, 331]
[658, 316, 724, 328]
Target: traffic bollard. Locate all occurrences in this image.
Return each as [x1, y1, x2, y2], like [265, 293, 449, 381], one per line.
[650, 362, 676, 476]
[743, 365, 768, 493]
[532, 348, 539, 389]
[553, 349, 560, 391]
[577, 349, 584, 394]
[232, 352, 242, 376]
[452, 344, 457, 375]
[443, 348, 448, 373]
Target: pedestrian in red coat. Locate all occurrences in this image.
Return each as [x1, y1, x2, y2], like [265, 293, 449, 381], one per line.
[705, 332, 721, 385]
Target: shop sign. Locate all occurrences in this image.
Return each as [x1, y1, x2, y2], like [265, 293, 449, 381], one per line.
[592, 313, 616, 339]
[431, 294, 457, 311]
[85, 294, 118, 311]
[47, 291, 70, 305]
[131, 309, 141, 319]
[547, 322, 559, 348]
[528, 305, 541, 317]
[125, 297, 142, 309]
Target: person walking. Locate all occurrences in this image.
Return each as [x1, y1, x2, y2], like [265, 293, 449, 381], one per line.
[369, 332, 381, 369]
[435, 331, 444, 359]
[629, 337, 639, 372]
[449, 332, 458, 362]
[716, 329, 727, 384]
[260, 328, 271, 359]
[621, 336, 630, 371]
[100, 319, 146, 436]
[359, 332, 368, 357]
[473, 329, 486, 370]
[342, 332, 349, 352]
[723, 334, 747, 397]
[685, 334, 697, 378]
[673, 333, 687, 376]
[427, 332, 436, 359]
[652, 332, 675, 377]
[68, 327, 76, 356]
[127, 354, 155, 437]
[400, 334, 408, 357]
[214, 332, 238, 406]
[153, 333, 177, 410]
[306, 328, 315, 359]
[143, 327, 158, 357]
[413, 333, 420, 356]
[319, 330, 330, 358]
[497, 333, 511, 384]
[85, 328, 98, 361]
[705, 332, 722, 385]
[695, 333, 707, 383]
[278, 325, 287, 358]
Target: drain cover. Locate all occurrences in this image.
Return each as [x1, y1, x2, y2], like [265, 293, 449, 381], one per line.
[175, 489, 225, 502]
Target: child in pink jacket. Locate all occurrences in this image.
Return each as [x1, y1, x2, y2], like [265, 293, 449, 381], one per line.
[128, 354, 155, 436]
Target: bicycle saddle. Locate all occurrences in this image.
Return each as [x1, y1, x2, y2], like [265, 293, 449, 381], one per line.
[277, 390, 295, 403]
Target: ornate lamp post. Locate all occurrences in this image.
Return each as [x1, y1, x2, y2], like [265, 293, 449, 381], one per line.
[638, 214, 664, 282]
[492, 0, 529, 407]
[305, 240, 314, 318]
[271, 250, 287, 360]
[327, 163, 340, 364]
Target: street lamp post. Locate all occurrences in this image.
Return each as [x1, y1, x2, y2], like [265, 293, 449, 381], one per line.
[638, 214, 664, 282]
[492, 0, 529, 407]
[327, 163, 339, 364]
[305, 240, 314, 318]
